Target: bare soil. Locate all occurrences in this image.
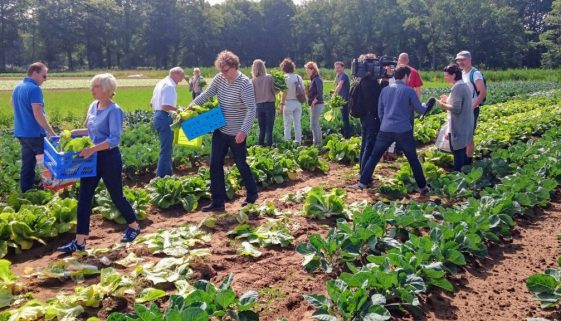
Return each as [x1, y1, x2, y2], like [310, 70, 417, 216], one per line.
[5, 162, 561, 321]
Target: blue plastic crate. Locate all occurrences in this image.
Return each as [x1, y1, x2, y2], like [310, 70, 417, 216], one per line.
[181, 106, 227, 140]
[43, 137, 97, 179]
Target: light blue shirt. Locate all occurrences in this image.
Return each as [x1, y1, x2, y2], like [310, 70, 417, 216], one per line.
[12, 77, 46, 137]
[86, 101, 124, 148]
[378, 80, 426, 133]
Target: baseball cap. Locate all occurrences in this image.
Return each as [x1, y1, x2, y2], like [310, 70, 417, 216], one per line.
[455, 50, 471, 60]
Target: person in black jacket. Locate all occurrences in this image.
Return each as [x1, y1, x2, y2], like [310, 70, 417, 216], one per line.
[349, 53, 386, 178]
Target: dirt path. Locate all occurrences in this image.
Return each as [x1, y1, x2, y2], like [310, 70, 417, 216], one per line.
[414, 194, 561, 321]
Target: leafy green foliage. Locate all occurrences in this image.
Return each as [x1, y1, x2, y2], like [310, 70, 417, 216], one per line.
[147, 176, 209, 211]
[93, 186, 149, 224]
[228, 219, 294, 256]
[108, 275, 260, 321]
[324, 135, 361, 164]
[303, 187, 346, 219]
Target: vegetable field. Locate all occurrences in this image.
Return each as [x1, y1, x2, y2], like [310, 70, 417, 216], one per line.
[1, 73, 561, 321]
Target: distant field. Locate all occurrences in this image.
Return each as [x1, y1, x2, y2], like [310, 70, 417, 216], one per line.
[0, 78, 162, 91]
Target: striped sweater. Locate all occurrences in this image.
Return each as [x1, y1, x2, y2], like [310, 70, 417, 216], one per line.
[191, 72, 256, 136]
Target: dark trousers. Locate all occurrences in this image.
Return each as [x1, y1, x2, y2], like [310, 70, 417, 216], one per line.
[18, 137, 44, 192]
[256, 102, 276, 146]
[452, 147, 468, 172]
[77, 148, 136, 235]
[192, 92, 200, 100]
[358, 113, 380, 174]
[360, 130, 427, 189]
[210, 130, 258, 205]
[341, 103, 352, 139]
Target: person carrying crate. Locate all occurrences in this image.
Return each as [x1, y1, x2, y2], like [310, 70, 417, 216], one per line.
[189, 50, 258, 212]
[57, 74, 141, 254]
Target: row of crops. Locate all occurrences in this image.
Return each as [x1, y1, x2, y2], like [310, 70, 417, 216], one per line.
[0, 81, 560, 320]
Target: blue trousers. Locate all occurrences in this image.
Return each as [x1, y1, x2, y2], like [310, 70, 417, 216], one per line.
[77, 148, 136, 235]
[360, 130, 427, 189]
[210, 130, 258, 205]
[18, 137, 44, 192]
[256, 102, 276, 146]
[153, 111, 173, 178]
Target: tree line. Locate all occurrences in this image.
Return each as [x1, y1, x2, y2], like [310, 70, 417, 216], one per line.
[1, 0, 560, 72]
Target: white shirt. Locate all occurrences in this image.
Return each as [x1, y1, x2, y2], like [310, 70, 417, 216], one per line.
[285, 73, 303, 100]
[151, 76, 177, 111]
[462, 68, 484, 99]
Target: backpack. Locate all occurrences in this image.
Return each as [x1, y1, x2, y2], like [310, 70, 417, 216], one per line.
[348, 78, 363, 117]
[469, 68, 487, 105]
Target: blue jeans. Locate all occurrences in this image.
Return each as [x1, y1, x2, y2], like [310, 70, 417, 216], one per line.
[153, 111, 173, 177]
[77, 148, 136, 235]
[358, 113, 380, 174]
[341, 103, 352, 139]
[360, 130, 427, 189]
[18, 137, 44, 192]
[256, 102, 276, 146]
[210, 130, 258, 206]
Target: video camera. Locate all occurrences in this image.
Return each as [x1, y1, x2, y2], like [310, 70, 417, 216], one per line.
[351, 55, 398, 80]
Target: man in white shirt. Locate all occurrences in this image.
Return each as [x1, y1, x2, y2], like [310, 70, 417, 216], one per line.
[456, 51, 486, 164]
[151, 67, 184, 177]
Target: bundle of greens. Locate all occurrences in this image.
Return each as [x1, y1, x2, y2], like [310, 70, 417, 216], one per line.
[272, 70, 288, 91]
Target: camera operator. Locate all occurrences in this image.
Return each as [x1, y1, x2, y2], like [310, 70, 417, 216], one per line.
[349, 53, 387, 176]
[353, 65, 430, 196]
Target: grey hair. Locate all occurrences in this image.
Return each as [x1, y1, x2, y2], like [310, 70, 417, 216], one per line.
[398, 53, 410, 64]
[169, 67, 184, 76]
[90, 73, 117, 94]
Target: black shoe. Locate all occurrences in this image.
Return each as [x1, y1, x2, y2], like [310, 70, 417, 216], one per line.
[242, 195, 258, 207]
[202, 203, 225, 212]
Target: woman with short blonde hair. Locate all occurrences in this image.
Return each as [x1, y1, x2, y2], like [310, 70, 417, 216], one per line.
[58, 74, 140, 253]
[305, 61, 324, 146]
[252, 59, 278, 146]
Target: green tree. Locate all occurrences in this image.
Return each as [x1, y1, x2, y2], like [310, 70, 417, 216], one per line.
[540, 0, 561, 67]
[0, 0, 31, 71]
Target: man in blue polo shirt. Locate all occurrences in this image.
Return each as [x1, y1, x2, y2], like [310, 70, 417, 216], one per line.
[354, 65, 430, 195]
[11, 62, 56, 192]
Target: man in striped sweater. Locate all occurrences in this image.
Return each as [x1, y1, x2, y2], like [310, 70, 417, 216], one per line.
[190, 50, 258, 212]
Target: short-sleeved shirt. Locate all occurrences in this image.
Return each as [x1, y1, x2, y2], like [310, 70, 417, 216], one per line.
[86, 101, 124, 148]
[12, 77, 46, 138]
[151, 76, 177, 111]
[335, 72, 350, 100]
[408, 67, 423, 88]
[462, 68, 484, 99]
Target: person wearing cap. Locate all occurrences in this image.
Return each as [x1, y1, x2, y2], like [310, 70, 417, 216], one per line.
[398, 53, 423, 98]
[455, 50, 486, 164]
[11, 62, 56, 192]
[151, 67, 185, 178]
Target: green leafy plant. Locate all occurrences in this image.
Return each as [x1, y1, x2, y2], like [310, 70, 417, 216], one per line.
[303, 187, 346, 219]
[93, 187, 149, 224]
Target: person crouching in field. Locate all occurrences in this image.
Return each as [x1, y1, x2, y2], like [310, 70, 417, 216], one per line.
[190, 50, 258, 212]
[58, 74, 141, 254]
